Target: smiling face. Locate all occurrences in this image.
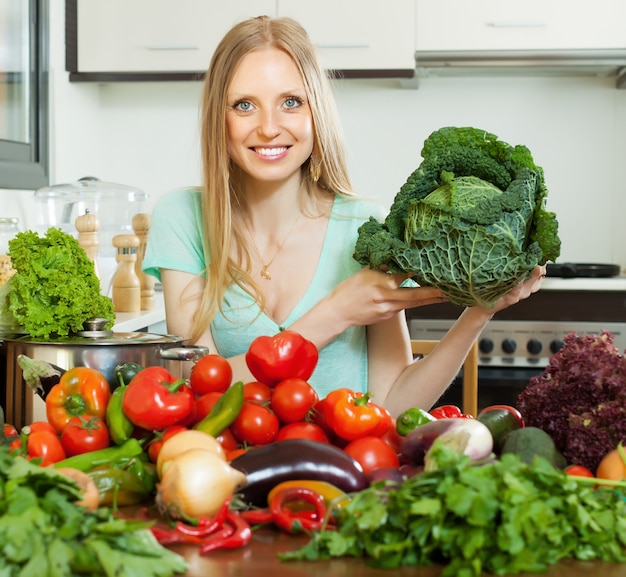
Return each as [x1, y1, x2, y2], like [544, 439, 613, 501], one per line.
[225, 47, 314, 186]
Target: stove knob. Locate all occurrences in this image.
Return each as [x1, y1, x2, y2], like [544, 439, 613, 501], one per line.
[501, 338, 517, 355]
[527, 338, 543, 355]
[550, 339, 564, 354]
[479, 338, 494, 354]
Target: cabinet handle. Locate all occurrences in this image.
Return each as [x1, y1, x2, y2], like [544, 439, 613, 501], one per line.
[486, 21, 547, 28]
[315, 43, 371, 49]
[145, 44, 199, 51]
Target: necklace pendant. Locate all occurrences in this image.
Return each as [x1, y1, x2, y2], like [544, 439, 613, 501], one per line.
[260, 266, 271, 280]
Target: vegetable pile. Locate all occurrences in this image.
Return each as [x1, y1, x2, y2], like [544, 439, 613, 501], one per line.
[353, 126, 561, 308]
[0, 227, 114, 337]
[280, 443, 626, 576]
[0, 444, 187, 577]
[518, 330, 626, 472]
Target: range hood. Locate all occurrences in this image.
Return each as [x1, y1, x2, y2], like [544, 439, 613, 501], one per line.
[414, 49, 626, 88]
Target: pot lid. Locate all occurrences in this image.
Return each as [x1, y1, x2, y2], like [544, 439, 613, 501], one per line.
[2, 331, 187, 346]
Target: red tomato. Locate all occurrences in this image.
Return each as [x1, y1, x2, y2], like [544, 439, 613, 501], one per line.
[230, 401, 279, 446]
[274, 421, 330, 444]
[4, 423, 18, 437]
[9, 424, 67, 467]
[215, 427, 238, 452]
[381, 419, 404, 454]
[192, 391, 223, 424]
[270, 378, 319, 423]
[343, 435, 400, 476]
[60, 415, 110, 457]
[190, 354, 233, 396]
[479, 405, 525, 428]
[564, 464, 595, 478]
[243, 381, 272, 404]
[226, 447, 248, 461]
[147, 425, 188, 463]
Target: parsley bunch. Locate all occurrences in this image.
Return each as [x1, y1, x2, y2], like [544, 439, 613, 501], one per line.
[282, 443, 626, 576]
[0, 446, 188, 577]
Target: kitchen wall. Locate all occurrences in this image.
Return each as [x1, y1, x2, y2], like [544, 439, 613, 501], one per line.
[2, 0, 626, 270]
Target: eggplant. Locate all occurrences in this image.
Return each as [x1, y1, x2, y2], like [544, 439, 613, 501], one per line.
[17, 354, 66, 400]
[230, 439, 369, 507]
[400, 418, 493, 467]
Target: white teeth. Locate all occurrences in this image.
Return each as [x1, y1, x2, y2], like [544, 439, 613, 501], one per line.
[255, 147, 287, 156]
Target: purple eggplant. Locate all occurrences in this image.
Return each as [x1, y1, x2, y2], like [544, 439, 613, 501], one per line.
[400, 418, 493, 467]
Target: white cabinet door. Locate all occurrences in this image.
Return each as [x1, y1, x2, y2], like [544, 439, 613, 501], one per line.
[278, 0, 416, 72]
[416, 0, 626, 51]
[77, 0, 276, 73]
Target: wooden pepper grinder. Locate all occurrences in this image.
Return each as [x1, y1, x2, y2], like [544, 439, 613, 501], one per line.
[132, 213, 155, 310]
[75, 209, 100, 280]
[111, 234, 140, 313]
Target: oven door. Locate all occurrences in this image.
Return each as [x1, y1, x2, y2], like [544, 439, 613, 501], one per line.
[435, 366, 545, 412]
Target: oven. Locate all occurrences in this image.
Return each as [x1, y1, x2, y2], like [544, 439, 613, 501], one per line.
[406, 266, 626, 411]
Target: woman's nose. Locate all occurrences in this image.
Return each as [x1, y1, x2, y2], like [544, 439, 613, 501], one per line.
[257, 111, 280, 138]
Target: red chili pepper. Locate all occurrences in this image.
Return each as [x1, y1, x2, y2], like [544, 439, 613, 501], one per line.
[200, 510, 252, 554]
[429, 404, 469, 419]
[175, 498, 231, 537]
[324, 388, 392, 441]
[245, 330, 318, 388]
[122, 366, 195, 430]
[269, 486, 329, 534]
[150, 525, 204, 545]
[240, 508, 274, 525]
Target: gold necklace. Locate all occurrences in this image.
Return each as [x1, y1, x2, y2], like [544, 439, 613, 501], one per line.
[245, 213, 301, 280]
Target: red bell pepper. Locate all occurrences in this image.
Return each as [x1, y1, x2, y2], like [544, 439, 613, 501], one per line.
[324, 388, 392, 441]
[245, 330, 318, 388]
[45, 367, 111, 434]
[122, 366, 194, 431]
[429, 404, 473, 419]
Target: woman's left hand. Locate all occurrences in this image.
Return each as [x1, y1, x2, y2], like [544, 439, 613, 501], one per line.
[481, 264, 546, 314]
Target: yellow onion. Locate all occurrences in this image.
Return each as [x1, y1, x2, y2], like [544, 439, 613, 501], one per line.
[155, 448, 246, 519]
[157, 429, 226, 478]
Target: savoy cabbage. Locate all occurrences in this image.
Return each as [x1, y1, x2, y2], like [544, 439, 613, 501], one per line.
[353, 126, 561, 308]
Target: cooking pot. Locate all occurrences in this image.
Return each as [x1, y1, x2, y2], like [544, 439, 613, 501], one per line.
[2, 329, 208, 429]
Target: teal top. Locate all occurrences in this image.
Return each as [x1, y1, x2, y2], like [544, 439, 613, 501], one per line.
[143, 188, 385, 398]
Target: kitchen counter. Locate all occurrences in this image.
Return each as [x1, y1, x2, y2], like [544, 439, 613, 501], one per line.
[541, 276, 626, 291]
[112, 289, 167, 333]
[163, 528, 626, 577]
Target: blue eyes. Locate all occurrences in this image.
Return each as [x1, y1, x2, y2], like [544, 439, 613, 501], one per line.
[231, 96, 304, 112]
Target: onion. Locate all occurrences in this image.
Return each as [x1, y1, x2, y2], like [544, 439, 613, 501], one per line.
[155, 448, 247, 520]
[157, 429, 226, 478]
[56, 467, 100, 512]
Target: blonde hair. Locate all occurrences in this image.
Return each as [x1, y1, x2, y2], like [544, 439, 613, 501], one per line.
[190, 15, 353, 343]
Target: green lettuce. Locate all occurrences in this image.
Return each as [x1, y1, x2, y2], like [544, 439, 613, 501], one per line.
[354, 126, 561, 308]
[1, 228, 115, 338]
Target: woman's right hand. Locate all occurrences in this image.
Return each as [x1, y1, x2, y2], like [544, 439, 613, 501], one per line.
[326, 267, 446, 329]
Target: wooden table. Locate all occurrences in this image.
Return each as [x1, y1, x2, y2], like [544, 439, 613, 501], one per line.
[165, 528, 626, 577]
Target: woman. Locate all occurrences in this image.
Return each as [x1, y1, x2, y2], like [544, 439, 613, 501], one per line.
[143, 15, 544, 418]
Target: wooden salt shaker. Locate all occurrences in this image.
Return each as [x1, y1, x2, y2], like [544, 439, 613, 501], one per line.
[111, 234, 140, 313]
[75, 209, 100, 280]
[132, 213, 155, 310]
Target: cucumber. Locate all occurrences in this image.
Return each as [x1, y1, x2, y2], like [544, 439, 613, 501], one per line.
[477, 408, 522, 453]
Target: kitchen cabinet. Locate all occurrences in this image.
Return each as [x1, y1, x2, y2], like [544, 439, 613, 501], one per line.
[415, 0, 626, 51]
[69, 0, 274, 76]
[66, 0, 416, 81]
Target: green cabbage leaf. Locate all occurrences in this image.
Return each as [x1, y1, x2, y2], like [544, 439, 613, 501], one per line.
[354, 126, 561, 308]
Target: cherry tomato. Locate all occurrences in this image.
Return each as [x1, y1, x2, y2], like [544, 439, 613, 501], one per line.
[479, 405, 525, 428]
[270, 378, 319, 424]
[596, 446, 626, 481]
[4, 423, 18, 437]
[147, 425, 188, 463]
[60, 415, 110, 457]
[190, 354, 233, 396]
[230, 401, 279, 446]
[192, 391, 223, 424]
[274, 421, 330, 444]
[215, 427, 239, 452]
[243, 381, 272, 404]
[564, 465, 594, 478]
[343, 435, 400, 476]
